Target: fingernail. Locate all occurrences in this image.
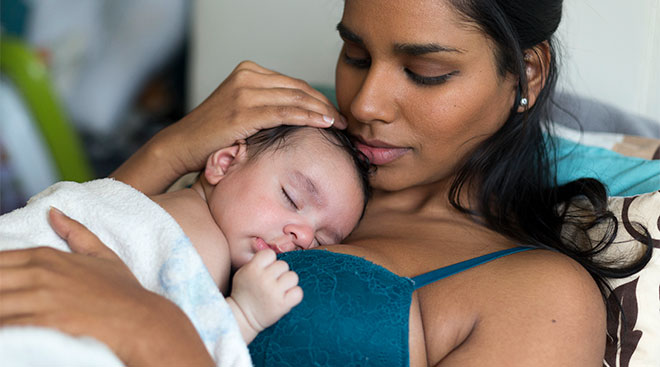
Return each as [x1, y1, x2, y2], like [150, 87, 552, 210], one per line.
[50, 206, 66, 217]
[323, 115, 335, 126]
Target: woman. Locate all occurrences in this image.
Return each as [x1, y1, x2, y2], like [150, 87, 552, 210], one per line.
[0, 0, 651, 365]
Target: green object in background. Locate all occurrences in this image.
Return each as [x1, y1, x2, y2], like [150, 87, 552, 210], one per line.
[1, 36, 94, 182]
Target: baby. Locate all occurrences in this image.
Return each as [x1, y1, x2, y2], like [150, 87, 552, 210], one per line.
[152, 125, 371, 341]
[0, 125, 371, 366]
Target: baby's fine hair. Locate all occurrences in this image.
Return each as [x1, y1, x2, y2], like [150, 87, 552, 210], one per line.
[245, 126, 372, 218]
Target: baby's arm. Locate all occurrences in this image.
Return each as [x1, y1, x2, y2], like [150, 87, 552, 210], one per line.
[226, 249, 303, 344]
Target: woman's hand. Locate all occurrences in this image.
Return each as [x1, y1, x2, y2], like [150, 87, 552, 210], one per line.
[113, 60, 346, 195]
[0, 208, 213, 367]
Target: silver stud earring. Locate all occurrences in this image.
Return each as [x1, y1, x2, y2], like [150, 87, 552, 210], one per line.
[520, 97, 528, 107]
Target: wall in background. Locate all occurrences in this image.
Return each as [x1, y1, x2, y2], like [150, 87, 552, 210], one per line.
[189, 0, 342, 108]
[189, 0, 660, 123]
[557, 0, 660, 122]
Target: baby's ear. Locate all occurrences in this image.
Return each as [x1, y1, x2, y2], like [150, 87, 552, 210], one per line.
[204, 143, 248, 185]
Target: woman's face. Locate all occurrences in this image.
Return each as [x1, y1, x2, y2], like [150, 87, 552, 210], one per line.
[336, 0, 518, 191]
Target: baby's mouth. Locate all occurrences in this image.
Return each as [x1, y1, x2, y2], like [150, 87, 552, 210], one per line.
[254, 237, 282, 254]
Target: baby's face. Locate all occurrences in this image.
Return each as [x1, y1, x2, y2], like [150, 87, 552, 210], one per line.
[208, 131, 365, 269]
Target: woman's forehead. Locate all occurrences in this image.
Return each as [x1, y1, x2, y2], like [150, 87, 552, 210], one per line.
[341, 0, 482, 50]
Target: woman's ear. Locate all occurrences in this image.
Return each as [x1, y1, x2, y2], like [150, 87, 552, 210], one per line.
[204, 143, 248, 185]
[518, 41, 551, 113]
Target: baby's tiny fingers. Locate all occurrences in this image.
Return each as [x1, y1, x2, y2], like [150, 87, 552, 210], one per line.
[264, 259, 291, 278]
[283, 286, 303, 308]
[277, 270, 299, 290]
[250, 249, 277, 267]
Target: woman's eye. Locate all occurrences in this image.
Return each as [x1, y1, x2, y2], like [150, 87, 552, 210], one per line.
[404, 69, 458, 86]
[342, 43, 371, 68]
[343, 53, 371, 68]
[281, 188, 299, 210]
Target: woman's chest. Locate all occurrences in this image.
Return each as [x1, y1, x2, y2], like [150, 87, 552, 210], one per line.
[346, 211, 512, 276]
[343, 211, 515, 364]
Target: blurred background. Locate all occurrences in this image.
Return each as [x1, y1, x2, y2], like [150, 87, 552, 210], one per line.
[1, 0, 659, 214]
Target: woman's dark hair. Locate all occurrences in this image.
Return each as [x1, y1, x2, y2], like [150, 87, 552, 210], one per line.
[245, 125, 373, 218]
[445, 0, 651, 310]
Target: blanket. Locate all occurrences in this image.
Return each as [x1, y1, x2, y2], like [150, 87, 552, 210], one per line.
[0, 178, 252, 366]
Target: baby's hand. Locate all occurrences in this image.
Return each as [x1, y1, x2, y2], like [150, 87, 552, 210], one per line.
[228, 249, 302, 342]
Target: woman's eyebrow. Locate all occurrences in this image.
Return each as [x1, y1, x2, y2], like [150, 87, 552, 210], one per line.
[337, 22, 462, 56]
[336, 22, 364, 45]
[393, 43, 463, 56]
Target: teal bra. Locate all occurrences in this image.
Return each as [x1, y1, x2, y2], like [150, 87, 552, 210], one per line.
[249, 246, 532, 366]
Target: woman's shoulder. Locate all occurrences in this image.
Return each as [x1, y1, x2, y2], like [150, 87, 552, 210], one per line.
[483, 248, 604, 309]
[497, 247, 595, 282]
[438, 249, 607, 366]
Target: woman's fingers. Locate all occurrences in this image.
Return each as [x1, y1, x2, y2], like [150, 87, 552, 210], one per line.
[239, 87, 336, 117]
[238, 105, 336, 130]
[0, 289, 48, 322]
[0, 249, 34, 267]
[48, 208, 121, 261]
[244, 72, 335, 108]
[228, 77, 342, 121]
[233, 61, 330, 103]
[232, 60, 279, 75]
[0, 266, 41, 292]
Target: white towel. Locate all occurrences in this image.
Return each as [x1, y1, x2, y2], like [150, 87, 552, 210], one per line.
[0, 178, 252, 367]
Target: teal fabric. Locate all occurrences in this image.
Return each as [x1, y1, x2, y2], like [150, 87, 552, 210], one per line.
[552, 136, 660, 196]
[250, 250, 414, 366]
[250, 248, 533, 366]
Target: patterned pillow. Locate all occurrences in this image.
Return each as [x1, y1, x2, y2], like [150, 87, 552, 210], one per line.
[566, 191, 660, 367]
[603, 191, 659, 367]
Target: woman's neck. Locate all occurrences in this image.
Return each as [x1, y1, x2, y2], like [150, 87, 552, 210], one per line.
[369, 175, 470, 217]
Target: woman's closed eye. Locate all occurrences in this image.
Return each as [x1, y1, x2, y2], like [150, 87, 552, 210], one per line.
[342, 41, 458, 86]
[404, 69, 458, 86]
[343, 53, 371, 68]
[342, 42, 371, 68]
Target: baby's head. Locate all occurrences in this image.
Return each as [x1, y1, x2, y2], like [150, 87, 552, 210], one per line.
[201, 126, 371, 269]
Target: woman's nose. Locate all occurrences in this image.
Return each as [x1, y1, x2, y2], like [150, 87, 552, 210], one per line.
[350, 64, 397, 125]
[283, 223, 315, 250]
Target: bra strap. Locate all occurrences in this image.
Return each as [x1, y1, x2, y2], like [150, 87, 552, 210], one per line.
[411, 246, 534, 290]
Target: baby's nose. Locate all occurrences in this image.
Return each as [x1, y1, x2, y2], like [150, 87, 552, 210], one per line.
[283, 223, 314, 250]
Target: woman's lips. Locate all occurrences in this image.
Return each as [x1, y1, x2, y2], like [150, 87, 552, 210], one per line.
[354, 139, 410, 165]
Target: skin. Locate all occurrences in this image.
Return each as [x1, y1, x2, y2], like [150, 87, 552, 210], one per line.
[0, 1, 606, 366]
[150, 129, 364, 342]
[153, 130, 364, 290]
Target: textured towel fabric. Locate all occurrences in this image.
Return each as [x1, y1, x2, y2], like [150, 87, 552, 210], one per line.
[0, 178, 252, 367]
